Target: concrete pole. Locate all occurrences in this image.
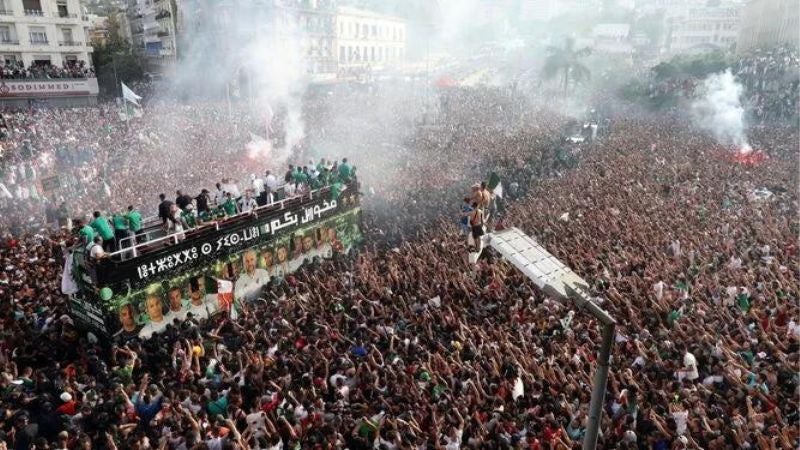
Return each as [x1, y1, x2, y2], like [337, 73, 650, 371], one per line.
[583, 321, 615, 450]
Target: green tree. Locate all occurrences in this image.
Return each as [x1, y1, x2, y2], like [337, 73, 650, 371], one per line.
[91, 13, 144, 98]
[542, 37, 592, 98]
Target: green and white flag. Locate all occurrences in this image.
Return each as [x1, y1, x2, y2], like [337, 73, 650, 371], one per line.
[487, 172, 503, 198]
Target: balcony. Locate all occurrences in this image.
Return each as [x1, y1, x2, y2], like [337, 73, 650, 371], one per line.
[0, 39, 19, 45]
[29, 39, 49, 45]
[24, 9, 44, 16]
[0, 8, 13, 15]
[59, 40, 82, 46]
[57, 13, 78, 19]
[156, 31, 169, 37]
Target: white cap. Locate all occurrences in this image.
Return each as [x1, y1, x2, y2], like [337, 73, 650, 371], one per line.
[60, 392, 72, 402]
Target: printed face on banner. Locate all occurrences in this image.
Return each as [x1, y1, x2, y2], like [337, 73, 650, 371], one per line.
[107, 209, 363, 340]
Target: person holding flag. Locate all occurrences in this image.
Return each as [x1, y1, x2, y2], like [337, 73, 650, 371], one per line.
[121, 82, 142, 121]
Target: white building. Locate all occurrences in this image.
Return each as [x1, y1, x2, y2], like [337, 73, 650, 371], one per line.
[127, 0, 176, 73]
[335, 6, 406, 77]
[666, 1, 741, 54]
[592, 23, 633, 56]
[737, 0, 799, 53]
[0, 0, 93, 68]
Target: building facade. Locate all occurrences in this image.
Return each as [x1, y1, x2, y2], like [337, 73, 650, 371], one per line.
[737, 0, 799, 53]
[0, 0, 93, 68]
[334, 6, 405, 78]
[126, 0, 176, 73]
[666, 1, 741, 54]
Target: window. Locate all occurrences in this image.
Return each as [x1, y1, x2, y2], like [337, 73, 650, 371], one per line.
[339, 22, 343, 36]
[362, 24, 367, 37]
[22, 0, 42, 14]
[0, 25, 10, 42]
[57, 1, 68, 17]
[339, 45, 345, 62]
[371, 25, 376, 36]
[29, 26, 47, 44]
[61, 28, 73, 44]
[3, 55, 17, 65]
[370, 46, 375, 61]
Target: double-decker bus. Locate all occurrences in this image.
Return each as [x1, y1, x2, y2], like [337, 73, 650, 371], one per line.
[67, 181, 362, 340]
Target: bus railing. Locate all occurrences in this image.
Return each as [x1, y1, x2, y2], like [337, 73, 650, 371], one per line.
[107, 182, 346, 262]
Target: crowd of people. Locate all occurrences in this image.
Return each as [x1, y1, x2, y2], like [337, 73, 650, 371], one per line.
[0, 70, 797, 450]
[0, 61, 95, 80]
[644, 45, 799, 122]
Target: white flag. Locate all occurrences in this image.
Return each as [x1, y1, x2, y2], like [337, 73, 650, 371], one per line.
[121, 82, 142, 106]
[61, 253, 79, 295]
[493, 182, 503, 199]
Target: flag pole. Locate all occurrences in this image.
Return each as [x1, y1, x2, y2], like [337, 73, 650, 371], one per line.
[122, 89, 130, 127]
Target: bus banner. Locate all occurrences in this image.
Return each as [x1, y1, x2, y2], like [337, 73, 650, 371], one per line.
[108, 207, 362, 341]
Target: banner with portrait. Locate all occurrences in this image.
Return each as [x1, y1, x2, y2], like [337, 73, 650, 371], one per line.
[107, 208, 362, 340]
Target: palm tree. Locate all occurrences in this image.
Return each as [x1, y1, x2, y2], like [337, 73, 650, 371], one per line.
[542, 37, 592, 98]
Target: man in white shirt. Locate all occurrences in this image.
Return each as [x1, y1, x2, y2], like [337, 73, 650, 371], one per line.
[186, 277, 216, 320]
[239, 191, 258, 213]
[442, 409, 465, 450]
[139, 294, 168, 339]
[246, 407, 268, 439]
[163, 286, 188, 324]
[265, 170, 278, 190]
[235, 250, 270, 303]
[677, 345, 699, 382]
[87, 235, 107, 261]
[251, 174, 264, 198]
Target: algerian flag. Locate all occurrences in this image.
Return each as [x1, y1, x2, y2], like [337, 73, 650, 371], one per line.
[487, 172, 503, 198]
[121, 82, 141, 106]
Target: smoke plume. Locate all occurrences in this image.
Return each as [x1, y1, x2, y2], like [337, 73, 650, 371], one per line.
[692, 69, 752, 154]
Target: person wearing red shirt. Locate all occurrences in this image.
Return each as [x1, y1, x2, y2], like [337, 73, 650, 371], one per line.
[56, 392, 78, 416]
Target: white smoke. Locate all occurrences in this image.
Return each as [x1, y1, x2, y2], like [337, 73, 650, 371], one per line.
[173, 4, 310, 165]
[692, 69, 752, 154]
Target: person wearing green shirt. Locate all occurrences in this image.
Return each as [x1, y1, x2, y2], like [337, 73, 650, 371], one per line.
[90, 211, 115, 252]
[213, 206, 227, 220]
[338, 158, 352, 181]
[126, 206, 142, 233]
[76, 219, 96, 245]
[331, 181, 344, 201]
[180, 206, 198, 229]
[198, 209, 212, 224]
[112, 212, 131, 249]
[222, 193, 238, 216]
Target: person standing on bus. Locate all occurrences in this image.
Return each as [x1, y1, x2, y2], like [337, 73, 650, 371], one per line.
[222, 192, 239, 217]
[112, 211, 131, 249]
[90, 211, 115, 252]
[126, 205, 143, 243]
[239, 191, 257, 214]
[158, 194, 174, 229]
[196, 189, 211, 215]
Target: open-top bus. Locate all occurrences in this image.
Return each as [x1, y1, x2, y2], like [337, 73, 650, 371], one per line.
[67, 181, 362, 341]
